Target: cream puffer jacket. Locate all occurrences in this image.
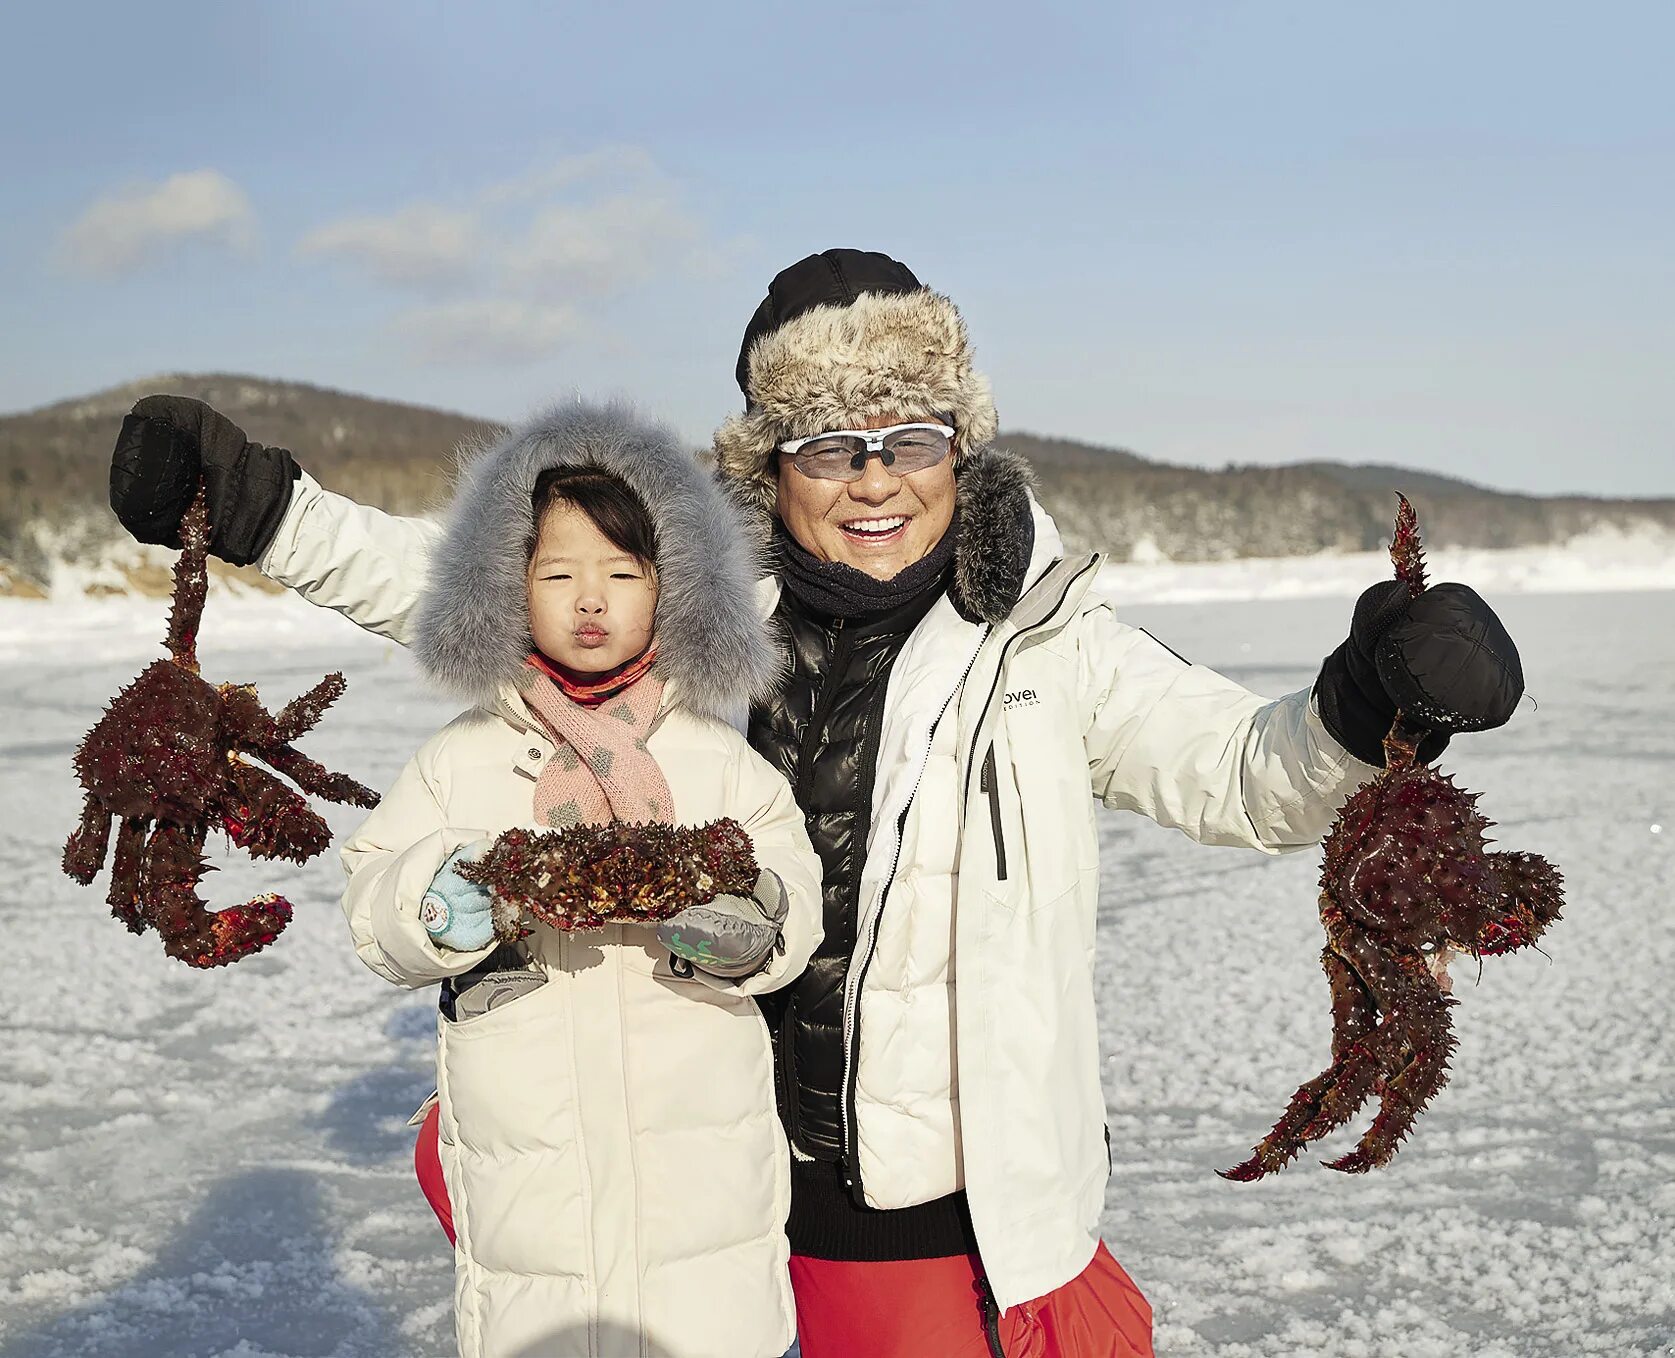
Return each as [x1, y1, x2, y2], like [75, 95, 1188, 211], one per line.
[345, 689, 821, 1358]
[340, 404, 823, 1358]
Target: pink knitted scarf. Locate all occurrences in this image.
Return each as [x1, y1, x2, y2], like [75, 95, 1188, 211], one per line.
[520, 657, 675, 830]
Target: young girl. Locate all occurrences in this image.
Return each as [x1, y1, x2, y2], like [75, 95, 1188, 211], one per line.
[340, 402, 822, 1358]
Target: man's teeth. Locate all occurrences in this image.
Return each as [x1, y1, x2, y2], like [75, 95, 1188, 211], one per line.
[841, 517, 908, 537]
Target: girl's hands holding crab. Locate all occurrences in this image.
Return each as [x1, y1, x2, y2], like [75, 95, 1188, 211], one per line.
[656, 870, 789, 981]
[421, 841, 497, 952]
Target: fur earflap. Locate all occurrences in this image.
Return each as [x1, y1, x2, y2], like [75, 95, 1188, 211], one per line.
[949, 448, 1037, 624]
[714, 288, 998, 514]
[411, 402, 781, 722]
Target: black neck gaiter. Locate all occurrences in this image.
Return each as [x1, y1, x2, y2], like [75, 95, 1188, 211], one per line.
[773, 511, 959, 621]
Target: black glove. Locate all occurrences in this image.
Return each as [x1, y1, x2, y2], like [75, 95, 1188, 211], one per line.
[109, 396, 301, 566]
[1315, 581, 1524, 766]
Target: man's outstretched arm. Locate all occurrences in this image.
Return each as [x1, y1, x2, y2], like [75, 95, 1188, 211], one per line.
[1076, 581, 1523, 852]
[112, 395, 442, 645]
[258, 471, 439, 644]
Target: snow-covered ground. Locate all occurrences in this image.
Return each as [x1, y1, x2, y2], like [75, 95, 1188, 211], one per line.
[1094, 523, 1675, 605]
[0, 575, 1670, 1357]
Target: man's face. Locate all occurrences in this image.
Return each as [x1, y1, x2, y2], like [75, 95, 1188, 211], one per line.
[774, 413, 958, 580]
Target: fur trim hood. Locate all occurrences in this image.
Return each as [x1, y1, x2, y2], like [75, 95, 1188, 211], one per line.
[412, 402, 780, 723]
[714, 288, 999, 515]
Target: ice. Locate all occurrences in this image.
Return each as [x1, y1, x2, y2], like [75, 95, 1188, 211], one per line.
[1, 582, 1671, 1356]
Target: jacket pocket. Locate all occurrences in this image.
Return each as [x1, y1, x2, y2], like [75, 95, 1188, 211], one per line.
[436, 980, 590, 1280]
[440, 965, 549, 1029]
[979, 742, 1009, 881]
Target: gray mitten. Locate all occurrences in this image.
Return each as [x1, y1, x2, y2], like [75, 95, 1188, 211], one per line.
[656, 871, 787, 980]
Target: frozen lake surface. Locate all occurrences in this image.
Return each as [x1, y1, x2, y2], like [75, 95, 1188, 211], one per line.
[1, 587, 1670, 1357]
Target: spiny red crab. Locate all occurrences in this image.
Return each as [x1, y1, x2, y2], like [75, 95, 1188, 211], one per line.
[1221, 495, 1564, 1179]
[62, 486, 379, 967]
[458, 818, 759, 939]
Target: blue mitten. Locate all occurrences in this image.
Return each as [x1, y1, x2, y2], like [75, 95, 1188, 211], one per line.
[420, 842, 496, 952]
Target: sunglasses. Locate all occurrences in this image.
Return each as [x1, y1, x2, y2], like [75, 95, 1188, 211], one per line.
[777, 421, 955, 482]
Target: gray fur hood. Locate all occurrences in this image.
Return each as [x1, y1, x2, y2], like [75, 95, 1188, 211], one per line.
[412, 402, 780, 723]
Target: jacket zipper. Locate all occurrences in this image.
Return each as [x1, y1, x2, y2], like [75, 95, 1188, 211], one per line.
[838, 629, 989, 1196]
[979, 743, 1008, 880]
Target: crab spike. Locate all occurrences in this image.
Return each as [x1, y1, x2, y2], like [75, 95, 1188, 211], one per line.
[166, 483, 211, 674]
[1389, 492, 1428, 598]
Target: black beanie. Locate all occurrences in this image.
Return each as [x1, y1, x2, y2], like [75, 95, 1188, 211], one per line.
[734, 249, 923, 400]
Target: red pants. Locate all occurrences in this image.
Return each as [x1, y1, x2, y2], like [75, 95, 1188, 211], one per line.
[416, 1108, 1151, 1355]
[415, 1102, 455, 1245]
[791, 1247, 1153, 1358]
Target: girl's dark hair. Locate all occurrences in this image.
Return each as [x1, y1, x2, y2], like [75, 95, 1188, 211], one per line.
[529, 466, 658, 567]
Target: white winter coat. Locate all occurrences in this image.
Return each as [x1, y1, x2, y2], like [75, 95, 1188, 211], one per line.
[344, 687, 821, 1358]
[268, 468, 1376, 1314]
[336, 404, 823, 1358]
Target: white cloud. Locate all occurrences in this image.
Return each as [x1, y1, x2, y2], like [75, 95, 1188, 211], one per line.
[297, 204, 479, 290]
[60, 170, 255, 276]
[507, 193, 700, 298]
[402, 298, 581, 366]
[296, 148, 728, 366]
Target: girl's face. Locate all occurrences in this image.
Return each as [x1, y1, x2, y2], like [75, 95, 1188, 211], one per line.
[527, 503, 657, 673]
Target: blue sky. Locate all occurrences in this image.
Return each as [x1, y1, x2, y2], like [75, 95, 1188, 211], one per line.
[4, 1, 1671, 495]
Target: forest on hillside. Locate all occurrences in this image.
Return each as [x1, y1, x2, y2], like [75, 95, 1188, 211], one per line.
[4, 377, 1672, 594]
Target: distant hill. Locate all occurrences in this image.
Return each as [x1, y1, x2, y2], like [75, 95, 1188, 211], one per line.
[2, 374, 1672, 595]
[1009, 438, 1675, 562]
[0, 375, 495, 595]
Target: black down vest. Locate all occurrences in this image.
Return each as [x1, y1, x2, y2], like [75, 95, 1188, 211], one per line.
[748, 583, 943, 1162]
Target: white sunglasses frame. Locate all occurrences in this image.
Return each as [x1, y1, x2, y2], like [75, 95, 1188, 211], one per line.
[777, 420, 957, 461]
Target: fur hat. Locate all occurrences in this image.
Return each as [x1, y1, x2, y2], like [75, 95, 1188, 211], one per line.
[411, 401, 780, 723]
[715, 250, 999, 514]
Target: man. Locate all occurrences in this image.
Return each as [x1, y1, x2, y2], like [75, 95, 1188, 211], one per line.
[109, 249, 1522, 1357]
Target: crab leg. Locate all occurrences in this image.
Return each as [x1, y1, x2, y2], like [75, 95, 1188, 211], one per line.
[1325, 986, 1456, 1173]
[1219, 1040, 1384, 1181]
[165, 486, 210, 674]
[62, 796, 112, 885]
[220, 684, 379, 809]
[224, 758, 332, 862]
[1219, 935, 1385, 1180]
[272, 673, 349, 743]
[1326, 944, 1378, 1060]
[261, 742, 380, 809]
[106, 817, 148, 933]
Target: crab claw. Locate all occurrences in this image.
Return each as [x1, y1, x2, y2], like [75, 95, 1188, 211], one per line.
[1322, 1149, 1378, 1174]
[141, 826, 295, 968]
[183, 893, 295, 969]
[1217, 1159, 1270, 1183]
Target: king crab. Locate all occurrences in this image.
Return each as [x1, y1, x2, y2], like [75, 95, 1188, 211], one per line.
[62, 485, 379, 967]
[458, 819, 759, 939]
[1221, 495, 1564, 1179]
